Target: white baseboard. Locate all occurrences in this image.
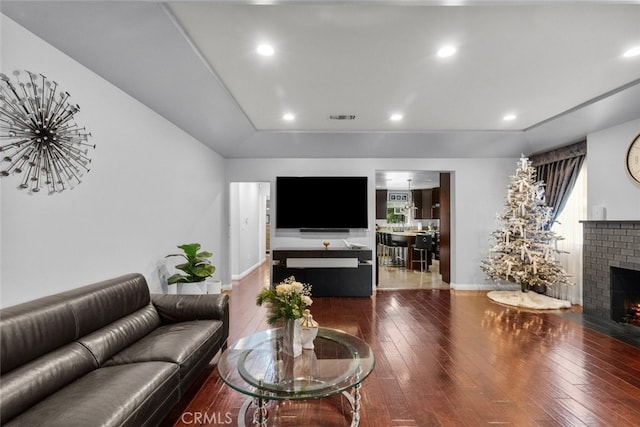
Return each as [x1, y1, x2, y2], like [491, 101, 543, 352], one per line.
[231, 260, 263, 281]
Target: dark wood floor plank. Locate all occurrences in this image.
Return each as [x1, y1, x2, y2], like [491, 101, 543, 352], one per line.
[162, 260, 640, 426]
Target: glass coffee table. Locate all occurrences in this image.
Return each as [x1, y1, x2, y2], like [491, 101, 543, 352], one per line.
[218, 327, 375, 426]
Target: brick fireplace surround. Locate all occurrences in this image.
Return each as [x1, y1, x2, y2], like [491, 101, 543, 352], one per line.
[582, 220, 640, 322]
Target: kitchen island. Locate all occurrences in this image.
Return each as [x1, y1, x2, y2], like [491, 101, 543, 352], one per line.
[377, 230, 437, 271]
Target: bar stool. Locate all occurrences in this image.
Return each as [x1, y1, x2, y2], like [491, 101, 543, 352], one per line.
[411, 234, 432, 272]
[376, 232, 386, 265]
[382, 233, 393, 265]
[390, 234, 408, 267]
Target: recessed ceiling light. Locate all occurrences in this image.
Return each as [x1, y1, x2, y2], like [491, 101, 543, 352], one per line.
[282, 113, 295, 121]
[623, 46, 640, 58]
[437, 45, 457, 58]
[503, 113, 517, 121]
[256, 44, 274, 56]
[390, 113, 403, 121]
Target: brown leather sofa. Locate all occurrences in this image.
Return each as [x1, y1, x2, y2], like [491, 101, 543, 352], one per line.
[0, 273, 229, 426]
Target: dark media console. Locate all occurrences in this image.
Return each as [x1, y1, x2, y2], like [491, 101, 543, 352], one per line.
[272, 247, 373, 297]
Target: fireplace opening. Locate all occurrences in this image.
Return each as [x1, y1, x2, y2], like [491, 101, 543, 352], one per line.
[611, 267, 640, 326]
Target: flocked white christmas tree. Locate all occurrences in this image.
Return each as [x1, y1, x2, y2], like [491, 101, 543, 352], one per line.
[481, 156, 572, 293]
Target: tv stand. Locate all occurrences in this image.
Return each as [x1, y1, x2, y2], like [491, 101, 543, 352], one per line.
[272, 247, 373, 297]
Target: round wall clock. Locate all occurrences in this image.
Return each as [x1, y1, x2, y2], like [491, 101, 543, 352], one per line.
[626, 133, 640, 185]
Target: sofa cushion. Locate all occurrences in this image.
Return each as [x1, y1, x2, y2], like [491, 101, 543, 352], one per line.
[0, 343, 98, 423]
[0, 274, 152, 375]
[77, 305, 161, 365]
[5, 362, 179, 427]
[0, 297, 78, 374]
[104, 320, 224, 392]
[151, 293, 229, 350]
[151, 293, 229, 323]
[58, 273, 151, 337]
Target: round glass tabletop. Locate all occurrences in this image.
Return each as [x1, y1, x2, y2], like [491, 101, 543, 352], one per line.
[218, 327, 375, 401]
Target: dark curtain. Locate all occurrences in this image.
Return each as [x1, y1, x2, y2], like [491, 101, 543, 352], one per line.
[530, 141, 586, 228]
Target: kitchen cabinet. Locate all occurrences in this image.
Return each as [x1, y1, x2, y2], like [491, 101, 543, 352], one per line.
[379, 188, 439, 220]
[413, 189, 429, 219]
[411, 190, 422, 218]
[376, 190, 387, 219]
[431, 187, 440, 219]
[413, 188, 439, 219]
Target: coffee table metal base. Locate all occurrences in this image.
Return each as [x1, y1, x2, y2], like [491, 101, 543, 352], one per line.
[237, 383, 362, 427]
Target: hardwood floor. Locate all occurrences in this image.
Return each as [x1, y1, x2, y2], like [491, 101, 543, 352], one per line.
[377, 257, 447, 290]
[163, 260, 640, 426]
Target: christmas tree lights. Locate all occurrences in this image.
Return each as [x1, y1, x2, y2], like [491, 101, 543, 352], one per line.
[482, 156, 572, 292]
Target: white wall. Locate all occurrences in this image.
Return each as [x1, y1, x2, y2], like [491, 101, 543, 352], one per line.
[1, 16, 226, 307]
[4, 14, 563, 301]
[587, 118, 640, 220]
[226, 157, 516, 290]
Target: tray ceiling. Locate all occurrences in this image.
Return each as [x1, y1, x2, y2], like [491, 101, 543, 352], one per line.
[2, 1, 639, 158]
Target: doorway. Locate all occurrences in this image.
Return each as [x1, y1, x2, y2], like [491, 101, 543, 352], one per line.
[375, 170, 451, 289]
[229, 182, 271, 281]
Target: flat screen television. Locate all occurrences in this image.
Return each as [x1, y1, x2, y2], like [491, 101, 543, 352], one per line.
[276, 176, 368, 230]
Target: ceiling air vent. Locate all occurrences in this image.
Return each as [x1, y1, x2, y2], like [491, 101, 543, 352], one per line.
[329, 114, 356, 120]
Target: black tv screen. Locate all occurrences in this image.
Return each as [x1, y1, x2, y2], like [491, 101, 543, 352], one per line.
[276, 176, 368, 230]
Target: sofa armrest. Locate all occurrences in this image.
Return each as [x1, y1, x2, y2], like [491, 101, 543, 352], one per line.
[150, 294, 229, 348]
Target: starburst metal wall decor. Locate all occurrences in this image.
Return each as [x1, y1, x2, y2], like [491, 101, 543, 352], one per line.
[0, 70, 94, 194]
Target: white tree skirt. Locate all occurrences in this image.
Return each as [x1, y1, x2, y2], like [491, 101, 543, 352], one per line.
[487, 290, 571, 309]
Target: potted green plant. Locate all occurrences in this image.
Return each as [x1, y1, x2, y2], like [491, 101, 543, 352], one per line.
[165, 243, 216, 294]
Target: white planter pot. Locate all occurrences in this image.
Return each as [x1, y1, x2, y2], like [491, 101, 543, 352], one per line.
[176, 282, 206, 295]
[206, 279, 222, 294]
